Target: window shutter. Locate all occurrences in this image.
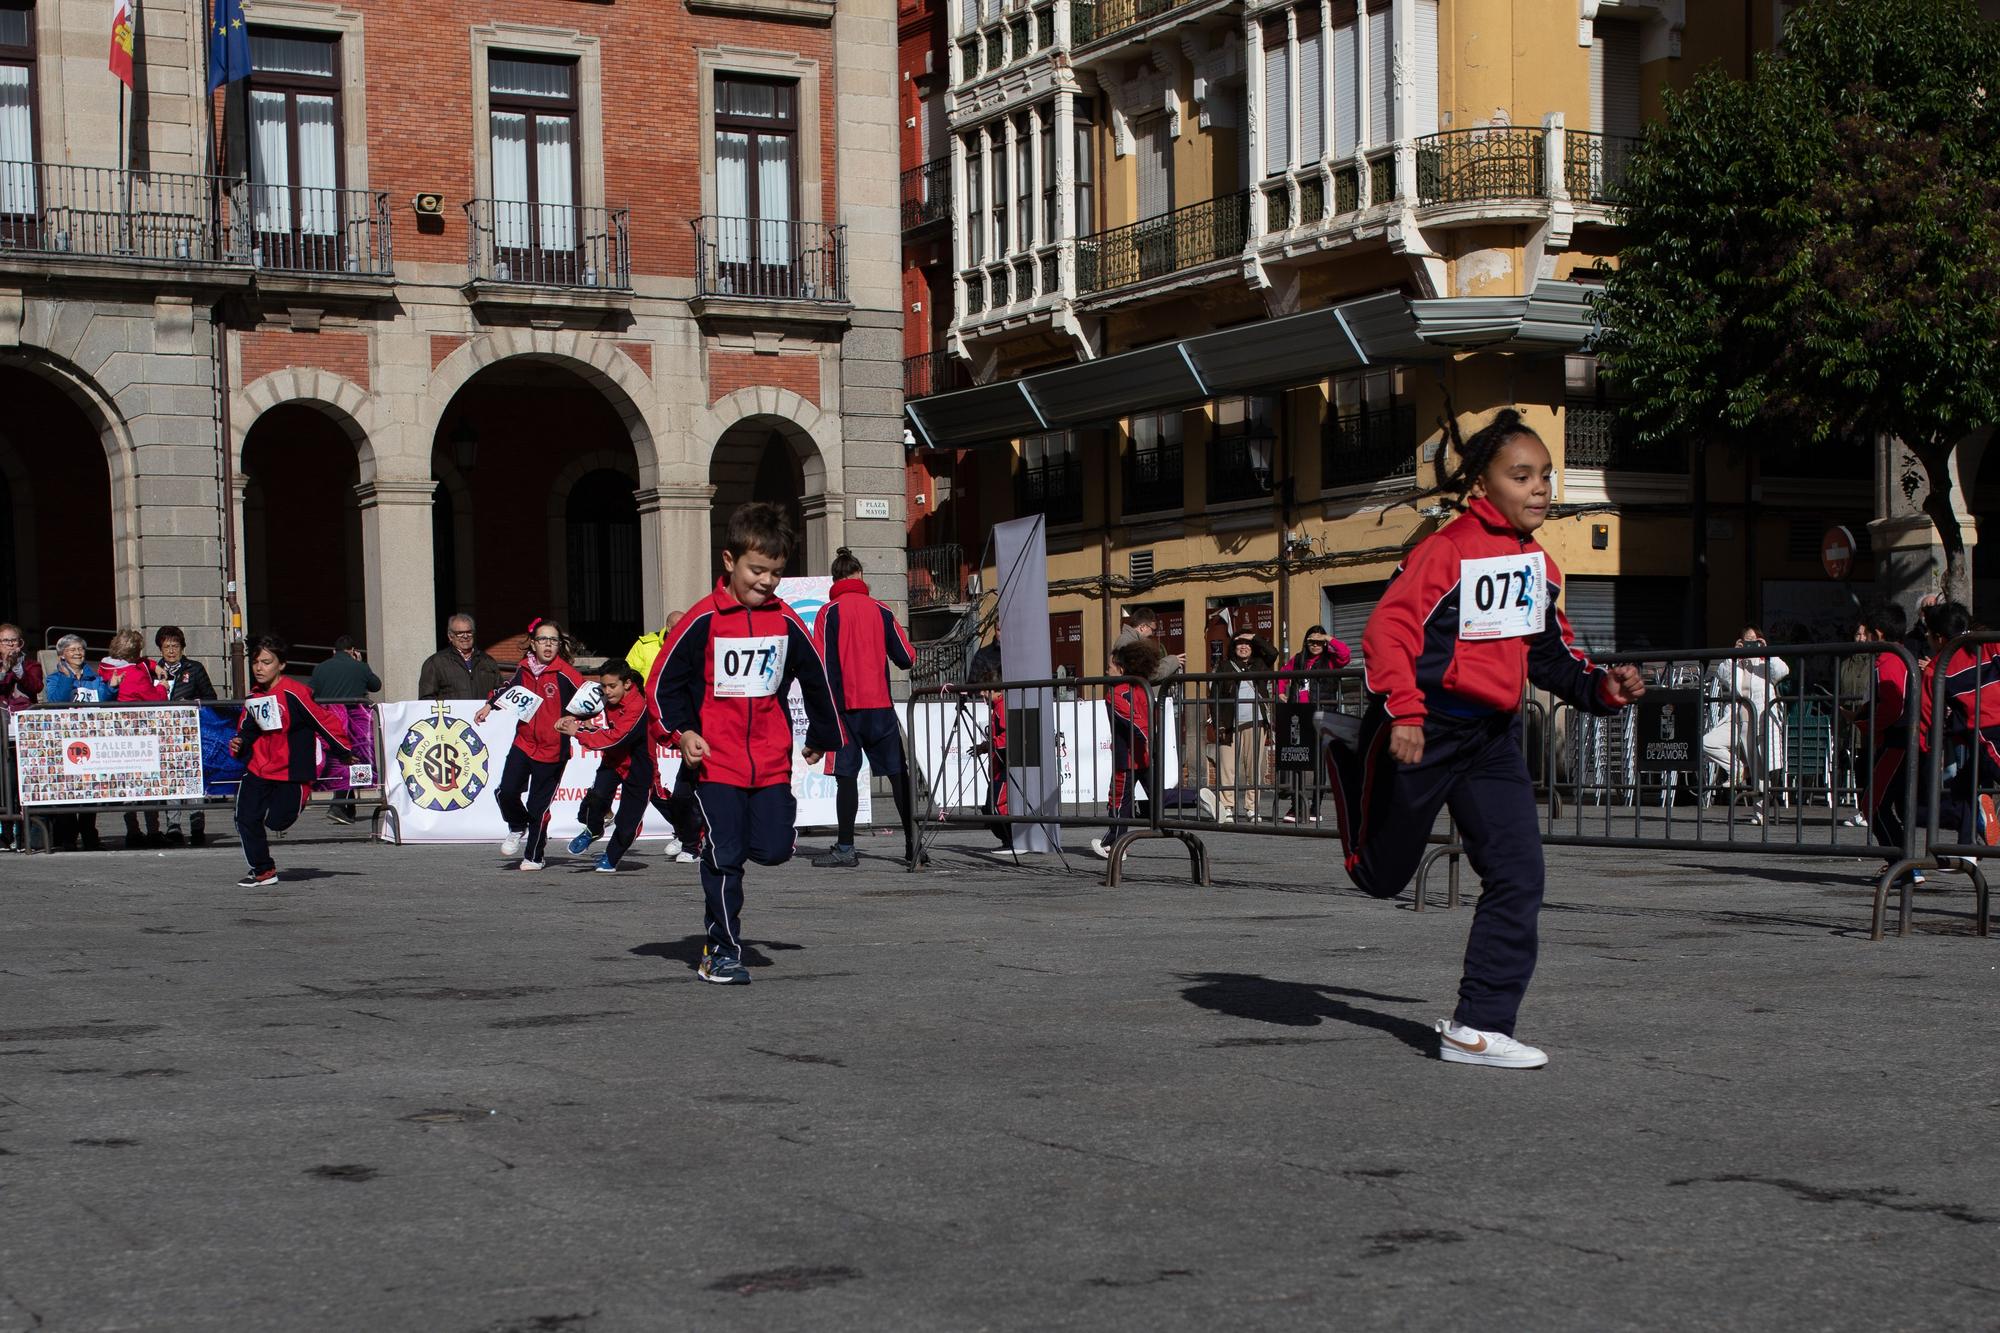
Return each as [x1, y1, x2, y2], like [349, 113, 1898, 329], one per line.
[1263, 25, 1291, 175]
[1322, 581, 1387, 669]
[1332, 17, 1359, 157]
[1139, 115, 1173, 219]
[1409, 0, 1439, 139]
[1365, 4, 1393, 145]
[1591, 19, 1642, 138]
[1298, 22, 1324, 164]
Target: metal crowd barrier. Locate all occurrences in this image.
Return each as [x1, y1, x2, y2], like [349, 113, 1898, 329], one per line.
[1901, 632, 2000, 940]
[8, 698, 389, 855]
[910, 642, 1968, 941]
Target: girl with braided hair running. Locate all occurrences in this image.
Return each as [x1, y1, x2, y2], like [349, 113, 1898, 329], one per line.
[1323, 408, 1647, 1069]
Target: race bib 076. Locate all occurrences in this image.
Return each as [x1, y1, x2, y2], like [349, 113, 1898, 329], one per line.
[714, 635, 787, 699]
[244, 695, 284, 731]
[496, 685, 543, 722]
[1458, 552, 1547, 641]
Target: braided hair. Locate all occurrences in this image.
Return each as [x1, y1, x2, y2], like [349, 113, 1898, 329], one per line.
[1428, 407, 1542, 510]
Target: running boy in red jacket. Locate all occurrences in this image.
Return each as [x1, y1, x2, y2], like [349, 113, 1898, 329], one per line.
[1324, 409, 1645, 1069]
[810, 547, 920, 868]
[477, 618, 583, 871]
[1092, 638, 1161, 859]
[561, 661, 654, 873]
[651, 503, 844, 985]
[229, 634, 353, 888]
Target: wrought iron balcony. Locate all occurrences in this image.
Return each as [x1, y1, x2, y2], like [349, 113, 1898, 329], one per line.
[1121, 444, 1183, 515]
[1207, 435, 1275, 505]
[1076, 191, 1249, 296]
[902, 157, 950, 232]
[904, 350, 969, 400]
[1323, 404, 1417, 487]
[1563, 131, 1639, 205]
[1563, 402, 1688, 472]
[1069, 0, 1189, 47]
[1020, 455, 1084, 525]
[0, 162, 392, 275]
[692, 215, 847, 303]
[908, 542, 969, 611]
[464, 199, 629, 288]
[1415, 128, 1547, 206]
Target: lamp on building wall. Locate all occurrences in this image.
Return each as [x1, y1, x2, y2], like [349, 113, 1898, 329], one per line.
[450, 419, 479, 474]
[1245, 412, 1278, 493]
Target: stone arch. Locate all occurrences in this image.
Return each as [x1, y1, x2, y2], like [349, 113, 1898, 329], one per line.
[0, 346, 144, 627]
[424, 330, 657, 484]
[232, 368, 380, 481]
[699, 388, 843, 577]
[546, 448, 642, 640]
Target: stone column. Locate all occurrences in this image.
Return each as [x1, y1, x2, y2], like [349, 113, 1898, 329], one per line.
[354, 478, 437, 698]
[647, 482, 718, 615]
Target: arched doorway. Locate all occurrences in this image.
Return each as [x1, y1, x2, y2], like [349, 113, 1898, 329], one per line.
[0, 364, 116, 643]
[431, 358, 641, 659]
[709, 419, 810, 578]
[565, 469, 641, 653]
[241, 404, 366, 653]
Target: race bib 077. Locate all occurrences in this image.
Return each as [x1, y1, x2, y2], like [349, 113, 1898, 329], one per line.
[714, 635, 787, 699]
[1458, 552, 1547, 641]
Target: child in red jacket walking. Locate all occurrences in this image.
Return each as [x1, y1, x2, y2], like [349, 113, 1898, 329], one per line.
[1092, 638, 1161, 859]
[562, 661, 654, 873]
[651, 503, 844, 985]
[477, 618, 583, 871]
[1325, 409, 1645, 1069]
[810, 547, 919, 868]
[229, 635, 353, 887]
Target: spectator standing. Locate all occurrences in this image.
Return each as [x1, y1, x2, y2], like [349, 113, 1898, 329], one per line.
[1212, 631, 1276, 822]
[0, 623, 41, 851]
[1113, 606, 1185, 683]
[1699, 627, 1790, 826]
[1842, 603, 1918, 876]
[42, 635, 110, 849]
[419, 614, 506, 700]
[810, 548, 920, 870]
[1276, 625, 1352, 823]
[152, 626, 217, 847]
[309, 635, 382, 826]
[97, 629, 169, 848]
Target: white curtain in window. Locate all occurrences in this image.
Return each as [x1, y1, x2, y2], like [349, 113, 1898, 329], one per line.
[490, 111, 529, 248]
[535, 114, 575, 249]
[0, 66, 34, 217]
[1332, 18, 1359, 157]
[296, 94, 338, 236]
[250, 91, 293, 232]
[1366, 5, 1393, 145]
[756, 134, 793, 264]
[490, 58, 572, 100]
[716, 130, 749, 263]
[1263, 37, 1290, 176]
[250, 34, 336, 78]
[1299, 26, 1325, 164]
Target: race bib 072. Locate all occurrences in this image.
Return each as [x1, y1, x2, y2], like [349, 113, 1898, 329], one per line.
[713, 635, 787, 699]
[496, 685, 543, 722]
[244, 695, 284, 731]
[1458, 552, 1547, 641]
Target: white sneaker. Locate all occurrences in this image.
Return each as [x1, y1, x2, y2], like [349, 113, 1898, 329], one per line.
[675, 850, 697, 863]
[662, 837, 682, 858]
[517, 858, 544, 872]
[1434, 1020, 1547, 1069]
[1088, 837, 1111, 860]
[500, 831, 524, 858]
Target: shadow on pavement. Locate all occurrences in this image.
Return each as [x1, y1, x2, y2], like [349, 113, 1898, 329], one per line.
[631, 937, 806, 970]
[1178, 973, 1434, 1053]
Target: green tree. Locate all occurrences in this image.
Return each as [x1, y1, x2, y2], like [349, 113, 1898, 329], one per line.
[1592, 0, 2000, 604]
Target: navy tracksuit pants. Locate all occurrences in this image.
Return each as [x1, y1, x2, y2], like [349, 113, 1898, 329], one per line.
[1328, 706, 1544, 1036]
[648, 762, 701, 846]
[496, 749, 562, 863]
[693, 782, 797, 958]
[236, 773, 304, 874]
[580, 754, 655, 867]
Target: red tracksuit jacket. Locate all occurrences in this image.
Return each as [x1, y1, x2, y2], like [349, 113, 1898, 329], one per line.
[98, 658, 166, 703]
[1921, 643, 2000, 763]
[236, 677, 353, 783]
[1108, 679, 1151, 771]
[650, 579, 845, 789]
[1363, 496, 1622, 722]
[814, 577, 916, 711]
[492, 658, 584, 763]
[572, 688, 650, 780]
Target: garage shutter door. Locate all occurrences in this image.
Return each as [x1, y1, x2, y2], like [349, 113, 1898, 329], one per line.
[1322, 579, 1388, 667]
[1561, 576, 1684, 656]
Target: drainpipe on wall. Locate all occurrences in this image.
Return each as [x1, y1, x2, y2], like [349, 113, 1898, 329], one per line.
[213, 309, 245, 697]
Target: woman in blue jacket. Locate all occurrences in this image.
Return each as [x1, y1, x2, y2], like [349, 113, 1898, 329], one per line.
[41, 634, 111, 848]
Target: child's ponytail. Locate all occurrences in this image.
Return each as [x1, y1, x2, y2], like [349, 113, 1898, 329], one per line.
[1422, 405, 1538, 510]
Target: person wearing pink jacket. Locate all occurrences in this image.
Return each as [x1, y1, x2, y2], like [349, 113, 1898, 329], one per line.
[1279, 626, 1352, 823]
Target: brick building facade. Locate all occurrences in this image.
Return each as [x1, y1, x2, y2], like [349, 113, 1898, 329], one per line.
[0, 0, 903, 691]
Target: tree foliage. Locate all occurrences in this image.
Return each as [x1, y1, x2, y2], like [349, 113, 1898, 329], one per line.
[1591, 0, 2000, 599]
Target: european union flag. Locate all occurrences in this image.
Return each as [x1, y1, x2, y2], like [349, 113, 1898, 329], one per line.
[207, 0, 251, 91]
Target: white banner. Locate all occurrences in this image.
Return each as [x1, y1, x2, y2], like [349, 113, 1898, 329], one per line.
[908, 694, 1180, 809]
[14, 706, 205, 806]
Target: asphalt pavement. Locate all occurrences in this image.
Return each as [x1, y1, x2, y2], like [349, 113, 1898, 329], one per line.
[1, 816, 1995, 1331]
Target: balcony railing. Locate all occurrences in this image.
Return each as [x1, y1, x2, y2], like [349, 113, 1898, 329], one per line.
[1415, 128, 1547, 206]
[1122, 445, 1183, 515]
[904, 350, 970, 400]
[465, 199, 629, 289]
[1563, 131, 1639, 204]
[1563, 402, 1689, 472]
[0, 162, 392, 275]
[1323, 404, 1417, 488]
[909, 543, 968, 611]
[902, 157, 950, 231]
[1020, 455, 1084, 525]
[1076, 190, 1249, 296]
[692, 215, 847, 303]
[1069, 0, 1188, 46]
[1207, 435, 1275, 504]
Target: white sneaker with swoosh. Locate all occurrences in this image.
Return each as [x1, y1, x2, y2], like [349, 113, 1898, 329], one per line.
[1435, 1019, 1547, 1069]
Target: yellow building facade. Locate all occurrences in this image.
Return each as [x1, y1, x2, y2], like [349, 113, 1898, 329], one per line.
[907, 0, 1904, 674]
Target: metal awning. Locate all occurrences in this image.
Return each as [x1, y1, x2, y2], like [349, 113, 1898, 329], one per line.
[904, 282, 1598, 448]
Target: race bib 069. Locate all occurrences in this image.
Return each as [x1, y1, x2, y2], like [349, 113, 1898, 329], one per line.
[244, 695, 284, 731]
[496, 685, 543, 722]
[714, 635, 787, 699]
[1458, 552, 1547, 641]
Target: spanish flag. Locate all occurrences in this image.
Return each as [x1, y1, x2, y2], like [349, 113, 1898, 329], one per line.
[109, 0, 136, 88]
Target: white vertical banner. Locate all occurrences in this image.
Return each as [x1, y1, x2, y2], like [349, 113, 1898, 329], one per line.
[991, 514, 1059, 851]
[777, 575, 867, 827]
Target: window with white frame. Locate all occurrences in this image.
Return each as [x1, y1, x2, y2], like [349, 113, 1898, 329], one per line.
[965, 135, 985, 264]
[248, 31, 342, 243]
[491, 54, 579, 254]
[1014, 112, 1033, 249]
[715, 75, 798, 267]
[993, 134, 1009, 256]
[0, 0, 37, 219]
[1262, 17, 1290, 178]
[1039, 110, 1056, 240]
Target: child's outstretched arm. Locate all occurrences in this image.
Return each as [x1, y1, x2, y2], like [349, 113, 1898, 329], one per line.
[1529, 585, 1644, 712]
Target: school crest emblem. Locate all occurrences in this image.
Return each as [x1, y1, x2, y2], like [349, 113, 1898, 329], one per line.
[396, 703, 490, 812]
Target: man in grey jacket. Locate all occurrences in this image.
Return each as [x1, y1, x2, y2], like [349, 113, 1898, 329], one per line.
[1113, 606, 1184, 683]
[418, 614, 506, 700]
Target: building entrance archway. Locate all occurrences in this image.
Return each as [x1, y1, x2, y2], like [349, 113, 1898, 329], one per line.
[708, 417, 820, 578]
[0, 365, 117, 644]
[241, 404, 367, 654]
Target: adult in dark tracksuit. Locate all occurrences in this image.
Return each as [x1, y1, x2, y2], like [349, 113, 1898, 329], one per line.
[810, 548, 919, 868]
[563, 661, 655, 872]
[1324, 410, 1645, 1070]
